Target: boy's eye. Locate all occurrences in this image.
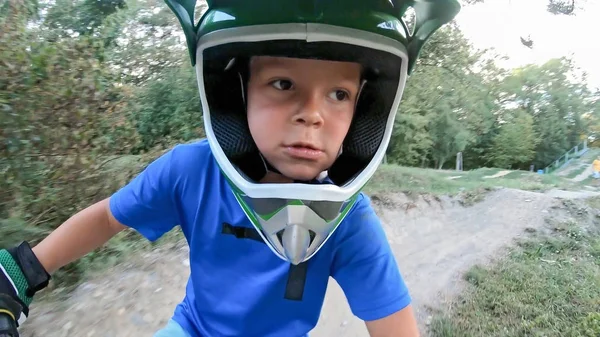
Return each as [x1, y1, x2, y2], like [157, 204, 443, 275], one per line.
[271, 79, 293, 91]
[329, 90, 350, 102]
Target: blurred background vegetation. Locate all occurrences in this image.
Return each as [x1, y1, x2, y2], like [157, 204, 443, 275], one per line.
[1, 0, 599, 287]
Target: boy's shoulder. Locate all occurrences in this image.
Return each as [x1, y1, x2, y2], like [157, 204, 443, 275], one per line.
[154, 138, 220, 186]
[334, 192, 382, 239]
[166, 138, 214, 170]
[169, 138, 212, 158]
[348, 193, 377, 220]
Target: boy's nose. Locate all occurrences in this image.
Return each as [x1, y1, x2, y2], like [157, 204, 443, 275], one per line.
[293, 92, 324, 127]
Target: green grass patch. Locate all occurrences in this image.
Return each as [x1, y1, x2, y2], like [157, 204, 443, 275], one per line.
[5, 150, 595, 301]
[365, 165, 577, 196]
[565, 164, 589, 179]
[429, 214, 600, 337]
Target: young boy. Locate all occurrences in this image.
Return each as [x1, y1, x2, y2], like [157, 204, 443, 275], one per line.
[0, 1, 460, 336]
[593, 156, 600, 179]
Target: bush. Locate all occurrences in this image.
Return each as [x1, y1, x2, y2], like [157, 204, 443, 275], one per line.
[1, 2, 142, 287]
[129, 65, 204, 152]
[578, 312, 600, 337]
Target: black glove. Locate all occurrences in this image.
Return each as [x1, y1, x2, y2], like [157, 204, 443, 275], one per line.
[0, 294, 21, 337]
[0, 242, 51, 336]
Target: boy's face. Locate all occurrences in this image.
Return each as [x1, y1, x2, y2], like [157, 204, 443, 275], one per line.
[246, 56, 362, 181]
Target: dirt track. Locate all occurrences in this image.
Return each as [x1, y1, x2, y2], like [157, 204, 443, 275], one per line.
[572, 164, 594, 182]
[22, 188, 568, 337]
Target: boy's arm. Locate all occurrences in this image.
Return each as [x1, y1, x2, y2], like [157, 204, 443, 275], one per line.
[32, 198, 126, 274]
[34, 144, 187, 273]
[331, 194, 418, 337]
[365, 306, 419, 337]
[0, 146, 183, 333]
[0, 198, 127, 332]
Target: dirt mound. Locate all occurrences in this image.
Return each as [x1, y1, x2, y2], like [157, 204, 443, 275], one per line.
[22, 188, 566, 337]
[312, 188, 559, 336]
[545, 189, 600, 199]
[22, 242, 190, 337]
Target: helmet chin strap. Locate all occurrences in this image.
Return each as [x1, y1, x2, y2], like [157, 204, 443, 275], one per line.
[258, 152, 282, 175]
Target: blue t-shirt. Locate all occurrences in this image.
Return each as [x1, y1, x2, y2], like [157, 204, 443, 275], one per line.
[109, 139, 411, 337]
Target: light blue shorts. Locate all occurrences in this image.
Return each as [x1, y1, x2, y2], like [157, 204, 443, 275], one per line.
[154, 319, 191, 337]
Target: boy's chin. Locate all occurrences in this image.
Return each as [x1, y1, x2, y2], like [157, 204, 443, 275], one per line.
[274, 164, 326, 182]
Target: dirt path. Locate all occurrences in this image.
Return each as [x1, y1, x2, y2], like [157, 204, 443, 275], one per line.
[572, 164, 594, 182]
[482, 170, 512, 179]
[545, 188, 600, 199]
[312, 188, 558, 336]
[555, 149, 598, 181]
[556, 161, 585, 177]
[22, 188, 564, 337]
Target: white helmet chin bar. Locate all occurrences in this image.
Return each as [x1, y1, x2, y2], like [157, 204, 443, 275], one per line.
[256, 203, 339, 264]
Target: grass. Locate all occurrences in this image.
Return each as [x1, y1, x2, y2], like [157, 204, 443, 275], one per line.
[565, 164, 590, 179]
[429, 197, 600, 337]
[102, 153, 587, 197]
[10, 150, 593, 299]
[364, 164, 579, 196]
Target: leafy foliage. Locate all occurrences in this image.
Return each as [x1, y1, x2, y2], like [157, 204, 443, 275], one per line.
[1, 0, 599, 290]
[464, 0, 585, 16]
[547, 0, 576, 15]
[44, 0, 127, 36]
[389, 22, 599, 171]
[487, 111, 539, 168]
[496, 58, 599, 168]
[129, 65, 204, 151]
[0, 0, 195, 286]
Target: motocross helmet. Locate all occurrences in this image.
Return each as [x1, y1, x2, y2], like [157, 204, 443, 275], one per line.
[165, 0, 460, 265]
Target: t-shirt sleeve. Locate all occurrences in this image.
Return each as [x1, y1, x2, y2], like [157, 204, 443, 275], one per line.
[330, 194, 411, 322]
[109, 148, 180, 241]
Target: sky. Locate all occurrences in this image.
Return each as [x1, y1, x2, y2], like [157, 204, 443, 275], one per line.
[454, 0, 600, 89]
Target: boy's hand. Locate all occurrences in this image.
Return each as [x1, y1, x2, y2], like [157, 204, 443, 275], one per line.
[0, 242, 51, 335]
[0, 294, 21, 336]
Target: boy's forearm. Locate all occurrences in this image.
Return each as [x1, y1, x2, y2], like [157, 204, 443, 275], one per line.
[32, 198, 126, 274]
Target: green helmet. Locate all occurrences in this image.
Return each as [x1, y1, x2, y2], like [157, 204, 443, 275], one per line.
[165, 0, 460, 265]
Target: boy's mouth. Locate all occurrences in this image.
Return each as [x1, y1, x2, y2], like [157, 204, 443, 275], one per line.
[283, 142, 324, 160]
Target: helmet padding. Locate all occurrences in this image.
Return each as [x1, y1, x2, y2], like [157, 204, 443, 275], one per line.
[202, 40, 402, 185]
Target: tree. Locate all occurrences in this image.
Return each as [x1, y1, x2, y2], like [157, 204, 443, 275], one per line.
[547, 0, 576, 15]
[389, 23, 499, 169]
[462, 0, 588, 49]
[43, 0, 127, 36]
[103, 0, 190, 85]
[496, 58, 595, 168]
[462, 0, 586, 15]
[1, 0, 139, 234]
[487, 111, 539, 168]
[129, 64, 204, 151]
[429, 108, 474, 169]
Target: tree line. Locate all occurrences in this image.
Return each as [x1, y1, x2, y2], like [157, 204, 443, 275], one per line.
[1, 0, 599, 260]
